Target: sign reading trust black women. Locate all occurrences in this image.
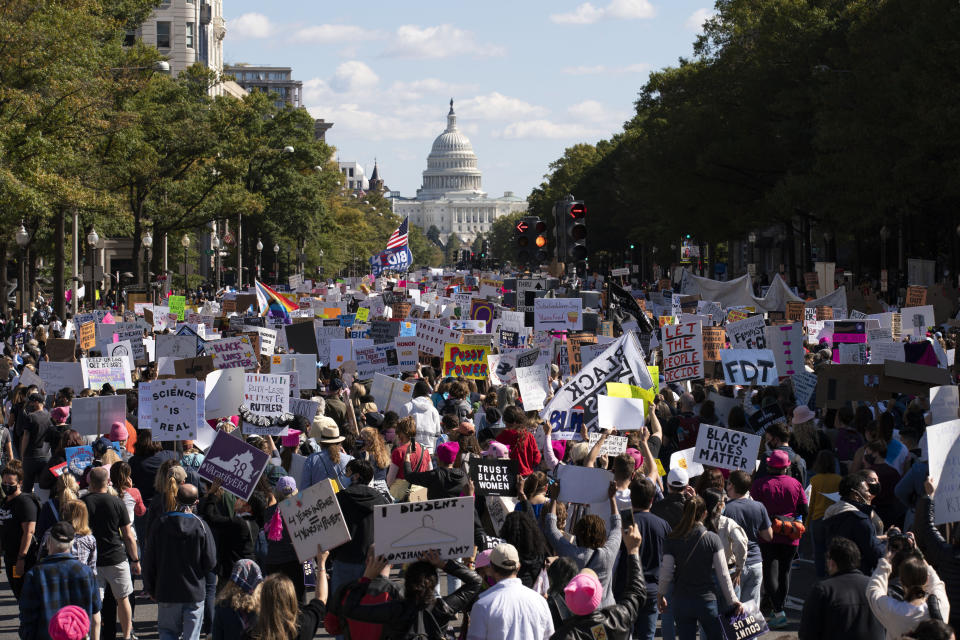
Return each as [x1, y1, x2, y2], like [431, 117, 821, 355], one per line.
[470, 458, 519, 497]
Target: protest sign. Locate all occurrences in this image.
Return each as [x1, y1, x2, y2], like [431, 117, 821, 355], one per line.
[394, 338, 418, 372]
[442, 343, 490, 379]
[693, 424, 762, 471]
[415, 320, 461, 357]
[669, 447, 705, 478]
[65, 446, 95, 476]
[927, 420, 960, 525]
[289, 398, 321, 422]
[374, 497, 475, 562]
[198, 429, 270, 500]
[726, 316, 767, 349]
[369, 320, 402, 344]
[470, 458, 519, 497]
[469, 299, 495, 333]
[156, 334, 199, 359]
[765, 323, 802, 377]
[168, 295, 186, 321]
[314, 325, 343, 364]
[150, 378, 202, 441]
[279, 479, 351, 561]
[747, 404, 789, 435]
[721, 602, 769, 640]
[204, 368, 245, 419]
[81, 357, 132, 390]
[173, 356, 216, 380]
[566, 332, 598, 375]
[720, 349, 779, 386]
[47, 339, 76, 362]
[902, 304, 935, 339]
[556, 465, 614, 505]
[78, 322, 96, 351]
[702, 326, 726, 361]
[785, 301, 805, 323]
[541, 333, 653, 438]
[534, 298, 583, 332]
[662, 320, 704, 383]
[70, 395, 126, 437]
[39, 361, 84, 393]
[707, 392, 741, 425]
[816, 364, 883, 408]
[369, 374, 414, 414]
[242, 373, 290, 435]
[208, 336, 258, 371]
[792, 371, 818, 408]
[930, 386, 959, 424]
[515, 365, 549, 411]
[587, 432, 629, 456]
[869, 340, 904, 365]
[450, 319, 486, 333]
[355, 344, 398, 378]
[597, 395, 646, 432]
[271, 354, 319, 389]
[905, 285, 928, 307]
[18, 367, 45, 393]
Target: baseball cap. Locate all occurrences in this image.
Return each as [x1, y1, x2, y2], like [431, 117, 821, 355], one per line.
[564, 571, 603, 616]
[48, 605, 89, 640]
[276, 476, 297, 496]
[49, 521, 75, 544]
[767, 449, 791, 469]
[230, 558, 264, 594]
[489, 543, 520, 571]
[667, 467, 689, 489]
[482, 441, 509, 458]
[436, 441, 460, 464]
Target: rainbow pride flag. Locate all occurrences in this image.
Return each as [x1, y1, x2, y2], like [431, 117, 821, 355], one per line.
[254, 280, 298, 320]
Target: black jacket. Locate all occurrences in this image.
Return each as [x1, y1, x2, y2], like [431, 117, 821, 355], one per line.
[798, 569, 883, 640]
[822, 500, 885, 574]
[403, 463, 468, 500]
[334, 484, 390, 565]
[550, 553, 646, 640]
[144, 510, 217, 603]
[341, 559, 482, 639]
[650, 492, 686, 529]
[916, 496, 960, 631]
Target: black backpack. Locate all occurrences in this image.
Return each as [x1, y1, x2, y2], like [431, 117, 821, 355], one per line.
[402, 608, 447, 640]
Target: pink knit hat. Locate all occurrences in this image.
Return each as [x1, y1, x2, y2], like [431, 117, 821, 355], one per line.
[564, 572, 603, 615]
[50, 406, 70, 425]
[436, 441, 460, 464]
[48, 605, 90, 640]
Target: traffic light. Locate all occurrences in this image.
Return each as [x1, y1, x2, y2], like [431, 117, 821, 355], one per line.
[535, 219, 548, 263]
[481, 240, 491, 259]
[566, 200, 587, 262]
[515, 216, 545, 266]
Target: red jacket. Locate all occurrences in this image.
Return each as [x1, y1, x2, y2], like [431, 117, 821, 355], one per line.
[495, 428, 541, 476]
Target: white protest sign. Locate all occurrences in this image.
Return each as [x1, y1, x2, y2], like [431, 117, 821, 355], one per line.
[670, 447, 705, 478]
[80, 357, 133, 390]
[726, 315, 767, 349]
[534, 298, 583, 332]
[155, 334, 198, 359]
[279, 479, 351, 561]
[930, 386, 959, 424]
[869, 341, 904, 364]
[374, 497, 475, 563]
[692, 424, 762, 472]
[662, 320, 703, 383]
[150, 378, 202, 441]
[242, 373, 290, 435]
[204, 368, 245, 419]
[765, 323, 803, 377]
[70, 395, 127, 437]
[587, 433, 629, 456]
[314, 325, 343, 364]
[18, 367, 45, 393]
[792, 372, 818, 408]
[926, 420, 960, 525]
[208, 336, 259, 371]
[394, 338, 418, 372]
[515, 365, 550, 411]
[370, 374, 414, 414]
[557, 465, 614, 504]
[39, 361, 84, 393]
[101, 340, 135, 371]
[597, 395, 646, 432]
[272, 354, 319, 389]
[355, 344, 397, 378]
[415, 320, 461, 357]
[720, 349, 779, 386]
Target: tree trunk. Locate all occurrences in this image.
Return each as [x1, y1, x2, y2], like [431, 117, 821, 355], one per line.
[0, 242, 8, 319]
[54, 208, 65, 319]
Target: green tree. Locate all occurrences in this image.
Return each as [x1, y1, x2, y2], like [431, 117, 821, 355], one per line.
[444, 232, 463, 264]
[489, 211, 525, 265]
[426, 225, 443, 248]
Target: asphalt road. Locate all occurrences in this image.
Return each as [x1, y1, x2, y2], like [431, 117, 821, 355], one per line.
[0, 558, 813, 639]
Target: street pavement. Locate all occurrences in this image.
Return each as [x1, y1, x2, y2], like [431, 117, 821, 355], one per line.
[0, 557, 815, 639]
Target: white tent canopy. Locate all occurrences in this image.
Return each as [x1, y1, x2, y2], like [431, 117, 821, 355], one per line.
[678, 269, 846, 312]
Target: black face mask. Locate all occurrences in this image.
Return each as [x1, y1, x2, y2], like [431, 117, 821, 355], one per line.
[1, 483, 18, 496]
[866, 482, 881, 496]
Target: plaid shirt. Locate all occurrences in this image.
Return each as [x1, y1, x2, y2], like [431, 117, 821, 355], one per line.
[19, 553, 101, 640]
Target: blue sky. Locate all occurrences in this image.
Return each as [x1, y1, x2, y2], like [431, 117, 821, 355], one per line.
[223, 1, 715, 200]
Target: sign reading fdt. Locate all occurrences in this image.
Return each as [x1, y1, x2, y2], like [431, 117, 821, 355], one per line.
[720, 349, 779, 386]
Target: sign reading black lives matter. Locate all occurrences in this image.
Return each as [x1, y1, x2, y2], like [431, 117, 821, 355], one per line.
[470, 458, 519, 496]
[692, 424, 762, 472]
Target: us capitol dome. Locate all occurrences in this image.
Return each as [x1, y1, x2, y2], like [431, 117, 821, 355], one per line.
[391, 99, 527, 245]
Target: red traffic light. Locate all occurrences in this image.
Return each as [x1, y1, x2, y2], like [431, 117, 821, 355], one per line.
[569, 203, 586, 218]
[535, 220, 547, 233]
[516, 221, 529, 233]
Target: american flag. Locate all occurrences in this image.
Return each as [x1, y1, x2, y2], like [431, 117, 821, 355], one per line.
[385, 217, 409, 250]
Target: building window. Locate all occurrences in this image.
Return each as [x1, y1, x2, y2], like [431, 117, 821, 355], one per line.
[156, 22, 171, 48]
[123, 30, 136, 47]
[348, 168, 354, 177]
[186, 22, 194, 48]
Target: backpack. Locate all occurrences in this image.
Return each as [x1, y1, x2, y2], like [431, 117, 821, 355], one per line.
[404, 608, 447, 640]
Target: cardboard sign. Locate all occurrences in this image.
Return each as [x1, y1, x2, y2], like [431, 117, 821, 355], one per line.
[662, 320, 704, 383]
[173, 355, 216, 380]
[279, 479, 351, 561]
[47, 339, 76, 362]
[534, 298, 583, 332]
[70, 395, 126, 437]
[208, 336, 259, 371]
[198, 429, 270, 501]
[39, 361, 84, 393]
[720, 349, 778, 386]
[81, 357, 132, 390]
[785, 301, 805, 323]
[373, 497, 476, 562]
[78, 322, 96, 351]
[702, 326, 726, 362]
[597, 395, 646, 432]
[442, 343, 490, 379]
[692, 424, 762, 471]
[765, 323, 803, 377]
[470, 458, 519, 497]
[566, 332, 598, 375]
[879, 360, 951, 396]
[726, 316, 767, 349]
[242, 373, 290, 435]
[905, 285, 928, 307]
[816, 364, 883, 408]
[369, 373, 414, 414]
[556, 465, 614, 505]
[150, 378, 202, 441]
[515, 365, 550, 411]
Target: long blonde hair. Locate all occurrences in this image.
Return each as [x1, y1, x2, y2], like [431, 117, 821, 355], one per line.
[361, 427, 389, 469]
[100, 449, 121, 466]
[162, 465, 187, 512]
[248, 574, 299, 640]
[55, 474, 79, 512]
[61, 499, 91, 536]
[215, 580, 261, 614]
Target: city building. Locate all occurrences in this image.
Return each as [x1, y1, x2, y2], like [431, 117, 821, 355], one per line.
[339, 161, 369, 192]
[223, 64, 303, 109]
[368, 160, 388, 193]
[391, 100, 527, 244]
[128, 0, 228, 95]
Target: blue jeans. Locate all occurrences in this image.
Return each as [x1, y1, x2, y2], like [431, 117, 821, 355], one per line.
[633, 583, 660, 640]
[202, 571, 217, 633]
[158, 601, 204, 640]
[812, 518, 828, 578]
[738, 562, 763, 610]
[661, 584, 675, 640]
[673, 595, 723, 640]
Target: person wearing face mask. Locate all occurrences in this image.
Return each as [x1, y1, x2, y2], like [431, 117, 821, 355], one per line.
[0, 465, 39, 599]
[823, 471, 887, 574]
[863, 442, 905, 530]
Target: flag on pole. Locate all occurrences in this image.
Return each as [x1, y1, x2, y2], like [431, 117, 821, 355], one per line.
[254, 280, 298, 320]
[370, 217, 413, 275]
[385, 218, 409, 250]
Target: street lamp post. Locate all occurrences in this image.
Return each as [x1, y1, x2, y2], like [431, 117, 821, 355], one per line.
[256, 238, 263, 281]
[181, 233, 190, 294]
[318, 249, 324, 282]
[211, 231, 221, 292]
[273, 243, 279, 283]
[747, 231, 757, 276]
[86, 227, 99, 311]
[142, 230, 153, 290]
[15, 222, 30, 320]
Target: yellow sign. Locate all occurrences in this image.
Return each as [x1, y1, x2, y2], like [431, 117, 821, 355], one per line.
[655, 459, 666, 476]
[606, 382, 655, 404]
[442, 343, 491, 379]
[355, 307, 370, 322]
[647, 366, 660, 395]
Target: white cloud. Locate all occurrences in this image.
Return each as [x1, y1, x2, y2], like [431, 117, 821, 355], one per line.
[227, 13, 275, 39]
[498, 119, 607, 140]
[388, 79, 478, 101]
[685, 8, 716, 30]
[328, 61, 379, 93]
[457, 92, 547, 120]
[550, 0, 654, 24]
[293, 24, 379, 44]
[567, 100, 629, 128]
[306, 104, 437, 141]
[561, 63, 651, 75]
[383, 24, 505, 58]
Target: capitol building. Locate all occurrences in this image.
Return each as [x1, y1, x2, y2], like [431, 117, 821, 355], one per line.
[391, 100, 527, 244]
